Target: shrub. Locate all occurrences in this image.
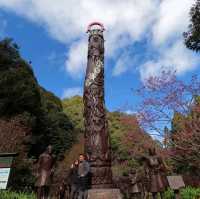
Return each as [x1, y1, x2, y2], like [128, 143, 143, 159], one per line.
[163, 187, 200, 199]
[0, 190, 36, 199]
[181, 187, 200, 199]
[163, 188, 175, 199]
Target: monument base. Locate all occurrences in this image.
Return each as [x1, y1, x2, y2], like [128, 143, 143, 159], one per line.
[87, 189, 122, 199]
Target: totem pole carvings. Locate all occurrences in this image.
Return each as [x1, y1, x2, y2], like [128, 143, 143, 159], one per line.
[83, 23, 113, 188]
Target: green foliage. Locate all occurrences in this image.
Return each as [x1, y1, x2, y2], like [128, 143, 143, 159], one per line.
[0, 38, 20, 66]
[0, 190, 36, 199]
[181, 187, 200, 199]
[108, 111, 127, 152]
[171, 100, 200, 176]
[0, 38, 41, 117]
[31, 88, 75, 158]
[62, 96, 84, 132]
[40, 87, 62, 113]
[43, 111, 74, 157]
[108, 112, 156, 176]
[194, 95, 200, 105]
[0, 38, 77, 190]
[9, 159, 35, 191]
[0, 38, 76, 158]
[171, 112, 186, 133]
[184, 0, 200, 52]
[62, 97, 155, 176]
[163, 187, 200, 199]
[163, 188, 175, 199]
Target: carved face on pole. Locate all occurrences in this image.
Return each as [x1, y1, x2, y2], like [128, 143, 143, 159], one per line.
[88, 33, 104, 59]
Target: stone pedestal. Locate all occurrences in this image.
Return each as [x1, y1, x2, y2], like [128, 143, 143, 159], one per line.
[87, 189, 122, 199]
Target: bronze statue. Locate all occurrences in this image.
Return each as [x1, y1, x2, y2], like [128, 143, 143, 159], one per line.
[83, 22, 112, 188]
[129, 169, 143, 199]
[35, 145, 55, 199]
[143, 148, 168, 199]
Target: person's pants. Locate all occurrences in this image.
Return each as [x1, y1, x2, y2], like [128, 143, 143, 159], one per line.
[130, 193, 142, 199]
[37, 186, 50, 199]
[78, 177, 88, 199]
[78, 189, 88, 199]
[70, 184, 79, 199]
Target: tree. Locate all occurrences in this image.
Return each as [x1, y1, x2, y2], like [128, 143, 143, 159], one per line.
[0, 38, 42, 117]
[184, 0, 200, 52]
[136, 70, 200, 137]
[62, 96, 84, 132]
[0, 38, 78, 190]
[170, 97, 200, 176]
[0, 38, 76, 158]
[108, 112, 157, 176]
[136, 70, 200, 177]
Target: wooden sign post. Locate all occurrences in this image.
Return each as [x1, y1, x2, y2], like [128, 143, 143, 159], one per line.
[167, 176, 185, 199]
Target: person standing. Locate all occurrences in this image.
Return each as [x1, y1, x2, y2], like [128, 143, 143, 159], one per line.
[78, 154, 90, 199]
[35, 145, 55, 199]
[68, 160, 79, 199]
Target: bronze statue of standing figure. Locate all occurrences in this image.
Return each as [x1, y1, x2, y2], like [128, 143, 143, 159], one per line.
[129, 169, 143, 199]
[35, 145, 55, 199]
[143, 148, 168, 199]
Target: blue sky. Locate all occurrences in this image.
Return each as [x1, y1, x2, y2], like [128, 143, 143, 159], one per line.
[0, 0, 199, 117]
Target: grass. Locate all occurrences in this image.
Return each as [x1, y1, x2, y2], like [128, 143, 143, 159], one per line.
[163, 187, 200, 199]
[0, 190, 36, 199]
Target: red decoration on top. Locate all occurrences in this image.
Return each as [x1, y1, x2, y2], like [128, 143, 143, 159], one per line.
[87, 22, 105, 32]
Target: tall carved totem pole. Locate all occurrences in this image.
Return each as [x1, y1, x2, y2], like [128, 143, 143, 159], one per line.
[83, 22, 113, 188]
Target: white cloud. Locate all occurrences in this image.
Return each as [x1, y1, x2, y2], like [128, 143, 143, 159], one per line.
[0, 0, 159, 77]
[62, 87, 82, 99]
[112, 52, 134, 76]
[139, 0, 199, 81]
[0, 0, 158, 43]
[0, 0, 198, 79]
[140, 40, 200, 81]
[65, 39, 87, 78]
[124, 110, 136, 115]
[152, 0, 194, 46]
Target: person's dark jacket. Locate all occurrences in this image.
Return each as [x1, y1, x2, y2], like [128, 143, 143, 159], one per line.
[78, 160, 90, 190]
[78, 160, 90, 177]
[68, 165, 79, 185]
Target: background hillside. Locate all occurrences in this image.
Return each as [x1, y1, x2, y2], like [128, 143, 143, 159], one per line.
[0, 38, 77, 189]
[0, 38, 157, 190]
[62, 96, 157, 177]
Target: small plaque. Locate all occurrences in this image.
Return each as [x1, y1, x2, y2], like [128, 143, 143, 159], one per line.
[0, 153, 17, 189]
[0, 168, 11, 189]
[167, 176, 185, 190]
